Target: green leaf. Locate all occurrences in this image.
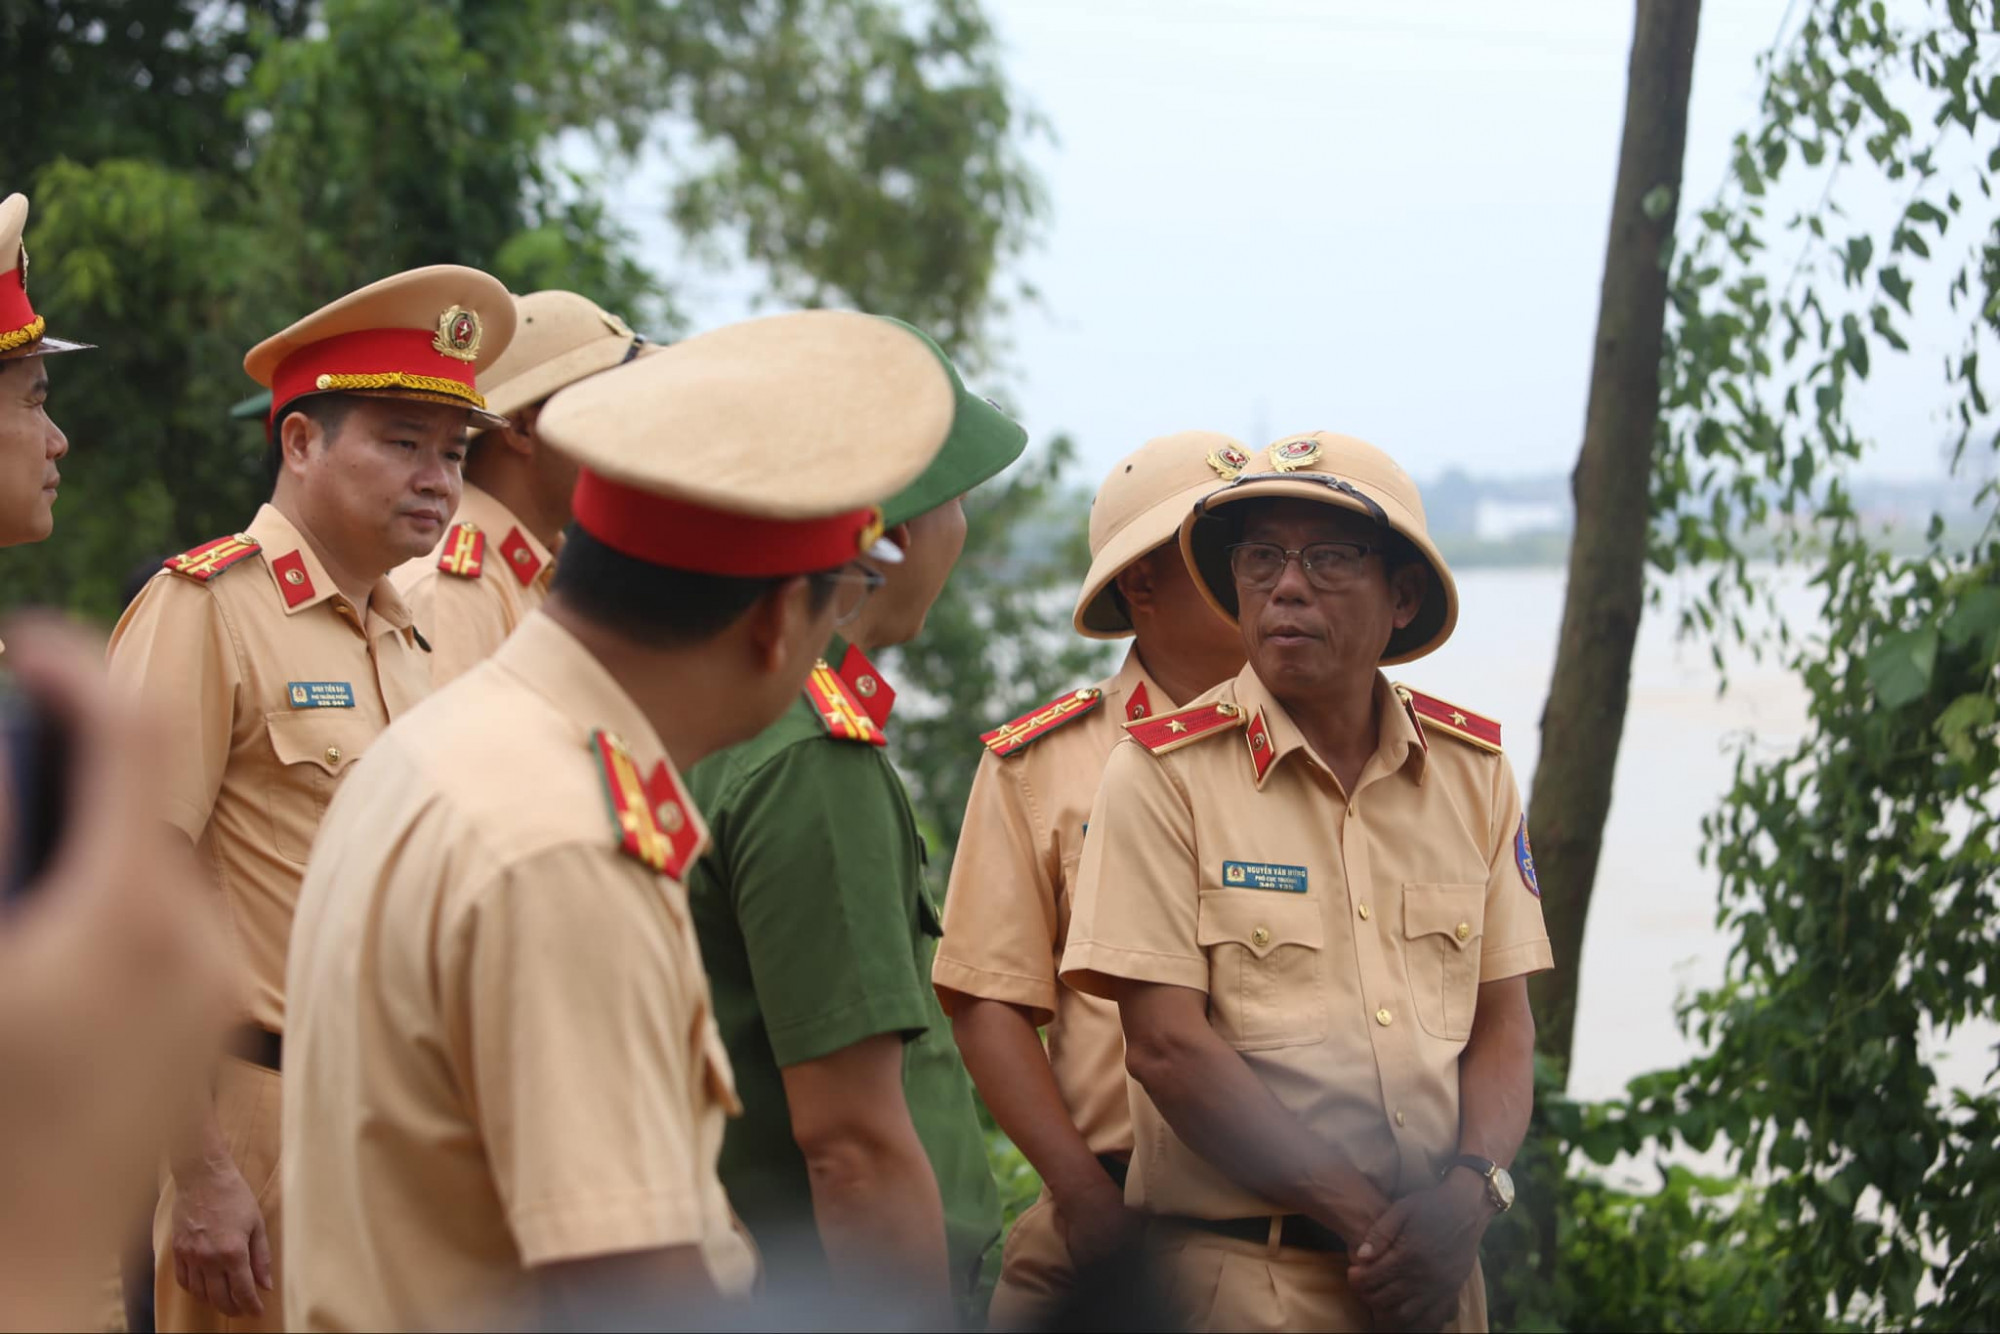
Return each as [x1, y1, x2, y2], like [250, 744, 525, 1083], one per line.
[1641, 184, 1676, 221]
[1879, 265, 1913, 312]
[1864, 628, 1940, 708]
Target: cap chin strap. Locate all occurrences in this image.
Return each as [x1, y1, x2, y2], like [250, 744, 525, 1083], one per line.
[1195, 471, 1389, 526]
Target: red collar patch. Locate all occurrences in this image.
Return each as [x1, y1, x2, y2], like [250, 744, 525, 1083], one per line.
[1125, 681, 1153, 722]
[837, 643, 895, 730]
[499, 527, 543, 587]
[806, 658, 886, 746]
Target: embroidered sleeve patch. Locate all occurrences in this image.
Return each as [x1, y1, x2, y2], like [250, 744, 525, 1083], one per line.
[1222, 860, 1309, 893]
[1515, 816, 1540, 897]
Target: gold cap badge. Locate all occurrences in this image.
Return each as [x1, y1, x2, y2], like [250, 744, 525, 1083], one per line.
[856, 506, 886, 555]
[433, 305, 483, 362]
[1269, 437, 1322, 472]
[1206, 443, 1251, 481]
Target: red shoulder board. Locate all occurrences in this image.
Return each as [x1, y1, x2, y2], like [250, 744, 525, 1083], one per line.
[980, 687, 1103, 758]
[1398, 686, 1502, 754]
[437, 523, 485, 579]
[1126, 701, 1248, 756]
[805, 658, 886, 746]
[591, 729, 681, 876]
[163, 534, 261, 583]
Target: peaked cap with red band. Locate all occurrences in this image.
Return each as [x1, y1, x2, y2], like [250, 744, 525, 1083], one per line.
[540, 309, 957, 579]
[244, 265, 517, 435]
[0, 194, 92, 360]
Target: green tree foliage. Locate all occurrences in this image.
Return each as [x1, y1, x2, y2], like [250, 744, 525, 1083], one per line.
[0, 0, 1040, 616]
[1495, 3, 1999, 1327]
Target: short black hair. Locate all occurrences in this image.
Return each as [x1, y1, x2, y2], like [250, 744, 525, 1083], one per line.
[266, 392, 361, 486]
[551, 526, 841, 649]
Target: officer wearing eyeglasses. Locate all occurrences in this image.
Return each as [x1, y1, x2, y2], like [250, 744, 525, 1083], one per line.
[681, 320, 1024, 1326]
[1059, 431, 1551, 1333]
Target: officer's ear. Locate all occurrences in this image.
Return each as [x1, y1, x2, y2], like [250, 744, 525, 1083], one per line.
[742, 574, 832, 676]
[276, 410, 323, 483]
[495, 405, 538, 458]
[1388, 560, 1427, 629]
[1113, 550, 1162, 616]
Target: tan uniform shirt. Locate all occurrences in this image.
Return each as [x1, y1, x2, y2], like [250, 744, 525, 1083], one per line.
[1060, 667, 1553, 1218]
[282, 611, 755, 1331]
[933, 648, 1174, 1158]
[107, 503, 432, 1032]
[393, 481, 557, 687]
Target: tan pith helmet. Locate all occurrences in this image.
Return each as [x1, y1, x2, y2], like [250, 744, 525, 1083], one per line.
[1073, 429, 1255, 638]
[1178, 430, 1458, 664]
[479, 290, 659, 422]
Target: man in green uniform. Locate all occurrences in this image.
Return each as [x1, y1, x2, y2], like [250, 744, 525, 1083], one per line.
[686, 321, 1025, 1325]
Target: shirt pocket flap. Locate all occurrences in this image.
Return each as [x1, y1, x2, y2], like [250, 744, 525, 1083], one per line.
[1402, 882, 1486, 951]
[265, 710, 372, 777]
[1197, 890, 1324, 960]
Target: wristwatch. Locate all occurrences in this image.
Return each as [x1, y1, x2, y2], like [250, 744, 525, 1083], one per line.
[1444, 1153, 1515, 1214]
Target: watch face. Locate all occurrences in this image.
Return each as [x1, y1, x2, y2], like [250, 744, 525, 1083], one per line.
[1491, 1166, 1516, 1211]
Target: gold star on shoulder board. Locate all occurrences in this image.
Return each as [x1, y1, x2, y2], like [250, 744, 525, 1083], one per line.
[1451, 710, 1468, 726]
[1167, 719, 1189, 734]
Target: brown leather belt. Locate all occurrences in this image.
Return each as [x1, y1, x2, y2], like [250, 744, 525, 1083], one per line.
[1163, 1213, 1347, 1253]
[231, 1025, 282, 1073]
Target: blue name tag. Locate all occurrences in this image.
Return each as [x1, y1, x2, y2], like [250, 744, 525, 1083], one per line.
[1222, 860, 1309, 893]
[287, 681, 355, 709]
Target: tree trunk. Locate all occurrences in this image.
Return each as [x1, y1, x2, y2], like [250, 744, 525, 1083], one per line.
[1528, 0, 1702, 1081]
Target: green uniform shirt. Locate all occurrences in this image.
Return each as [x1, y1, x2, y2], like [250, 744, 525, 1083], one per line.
[685, 642, 1001, 1305]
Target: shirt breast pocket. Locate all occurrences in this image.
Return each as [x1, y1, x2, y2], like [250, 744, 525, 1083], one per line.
[1196, 890, 1327, 1050]
[1402, 882, 1486, 1041]
[263, 711, 369, 864]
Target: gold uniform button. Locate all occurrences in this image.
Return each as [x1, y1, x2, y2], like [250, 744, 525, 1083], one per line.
[1456, 921, 1472, 942]
[1358, 904, 1371, 921]
[1251, 926, 1271, 948]
[1395, 1110, 1407, 1127]
[324, 746, 341, 765]
[1375, 1007, 1393, 1027]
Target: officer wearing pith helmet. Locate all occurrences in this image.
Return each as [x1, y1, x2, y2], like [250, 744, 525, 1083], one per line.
[934, 429, 1250, 1326]
[109, 265, 516, 1334]
[282, 310, 957, 1331]
[1061, 431, 1551, 1332]
[0, 192, 92, 549]
[396, 289, 659, 684]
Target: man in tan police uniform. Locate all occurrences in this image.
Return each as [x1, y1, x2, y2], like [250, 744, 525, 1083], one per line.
[109, 266, 516, 1332]
[0, 192, 92, 552]
[395, 289, 655, 684]
[933, 430, 1249, 1327]
[281, 310, 958, 1331]
[1061, 431, 1550, 1332]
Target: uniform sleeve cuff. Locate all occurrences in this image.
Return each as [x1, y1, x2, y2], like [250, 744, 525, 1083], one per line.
[765, 990, 935, 1068]
[512, 1187, 706, 1268]
[1058, 941, 1209, 999]
[1480, 937, 1555, 982]
[930, 957, 1057, 1026]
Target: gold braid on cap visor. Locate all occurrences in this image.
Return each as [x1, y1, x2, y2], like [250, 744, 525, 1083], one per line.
[312, 370, 487, 408]
[0, 315, 46, 353]
[1194, 471, 1390, 525]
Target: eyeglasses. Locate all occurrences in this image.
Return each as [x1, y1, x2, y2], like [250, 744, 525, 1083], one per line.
[1227, 541, 1382, 592]
[824, 562, 886, 627]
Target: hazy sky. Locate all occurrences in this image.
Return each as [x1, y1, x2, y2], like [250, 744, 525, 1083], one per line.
[626, 0, 1962, 485]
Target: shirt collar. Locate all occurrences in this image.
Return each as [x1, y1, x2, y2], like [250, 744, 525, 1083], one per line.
[246, 504, 415, 634]
[1110, 645, 1176, 723]
[457, 482, 557, 589]
[1233, 666, 1429, 791]
[495, 611, 710, 871]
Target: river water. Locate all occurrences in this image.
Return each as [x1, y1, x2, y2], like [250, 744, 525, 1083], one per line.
[1422, 566, 1995, 1103]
